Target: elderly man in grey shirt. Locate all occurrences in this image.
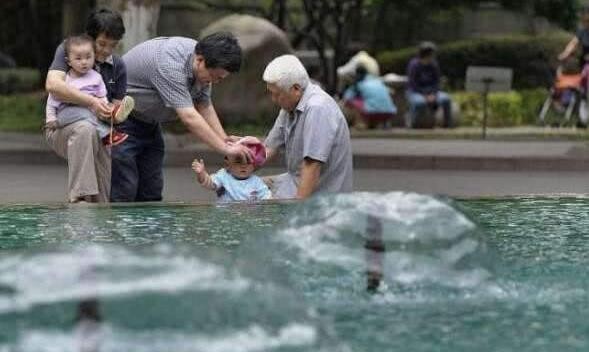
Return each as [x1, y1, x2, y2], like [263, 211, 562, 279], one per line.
[263, 55, 353, 199]
[111, 33, 252, 202]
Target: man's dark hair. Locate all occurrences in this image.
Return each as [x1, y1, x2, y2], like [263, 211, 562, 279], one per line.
[64, 34, 94, 57]
[418, 41, 437, 58]
[195, 32, 242, 73]
[86, 8, 125, 40]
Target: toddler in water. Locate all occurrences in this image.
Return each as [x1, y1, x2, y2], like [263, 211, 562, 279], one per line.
[192, 139, 271, 202]
[45, 34, 134, 146]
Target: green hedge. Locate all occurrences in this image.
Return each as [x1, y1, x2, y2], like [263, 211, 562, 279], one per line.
[0, 68, 41, 94]
[0, 93, 45, 132]
[453, 89, 547, 127]
[0, 89, 556, 133]
[377, 34, 570, 90]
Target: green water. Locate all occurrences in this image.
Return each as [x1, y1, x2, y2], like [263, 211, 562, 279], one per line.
[0, 194, 588, 351]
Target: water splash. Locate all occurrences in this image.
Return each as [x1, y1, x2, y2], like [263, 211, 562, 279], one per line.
[246, 192, 492, 296]
[19, 323, 324, 352]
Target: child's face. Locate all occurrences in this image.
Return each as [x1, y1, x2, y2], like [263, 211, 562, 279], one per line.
[225, 156, 255, 179]
[67, 43, 95, 75]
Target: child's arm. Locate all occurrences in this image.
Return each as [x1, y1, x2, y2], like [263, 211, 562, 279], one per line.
[95, 72, 110, 105]
[191, 159, 217, 191]
[45, 96, 59, 123]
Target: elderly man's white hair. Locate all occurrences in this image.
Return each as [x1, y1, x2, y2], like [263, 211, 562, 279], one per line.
[263, 55, 310, 91]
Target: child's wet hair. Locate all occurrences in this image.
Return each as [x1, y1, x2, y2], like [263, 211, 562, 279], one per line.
[64, 34, 95, 57]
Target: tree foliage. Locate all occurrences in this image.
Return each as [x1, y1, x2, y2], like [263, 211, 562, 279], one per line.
[500, 0, 579, 30]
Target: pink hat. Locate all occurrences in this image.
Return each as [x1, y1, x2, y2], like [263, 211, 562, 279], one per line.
[238, 137, 267, 167]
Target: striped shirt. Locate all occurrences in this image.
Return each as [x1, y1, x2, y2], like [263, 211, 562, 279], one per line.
[123, 37, 212, 123]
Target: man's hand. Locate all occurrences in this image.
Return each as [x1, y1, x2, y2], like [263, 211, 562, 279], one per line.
[191, 158, 206, 176]
[225, 142, 254, 164]
[90, 97, 113, 120]
[225, 135, 242, 143]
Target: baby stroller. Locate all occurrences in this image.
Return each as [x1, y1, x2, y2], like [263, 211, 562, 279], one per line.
[538, 61, 586, 127]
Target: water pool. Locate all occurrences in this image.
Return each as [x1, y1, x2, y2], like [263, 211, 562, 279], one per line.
[1, 193, 588, 351]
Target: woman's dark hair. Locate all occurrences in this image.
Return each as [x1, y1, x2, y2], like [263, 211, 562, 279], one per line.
[195, 32, 242, 73]
[85, 8, 125, 40]
[64, 34, 94, 57]
[418, 41, 437, 58]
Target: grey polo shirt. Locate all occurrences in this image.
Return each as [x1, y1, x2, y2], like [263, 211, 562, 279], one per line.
[122, 37, 212, 123]
[265, 83, 353, 194]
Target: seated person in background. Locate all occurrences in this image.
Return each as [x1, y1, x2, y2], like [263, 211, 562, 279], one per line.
[343, 65, 397, 128]
[553, 57, 582, 113]
[337, 50, 380, 78]
[191, 139, 271, 202]
[46, 34, 134, 146]
[406, 41, 453, 128]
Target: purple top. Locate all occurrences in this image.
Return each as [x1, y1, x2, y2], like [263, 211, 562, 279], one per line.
[406, 57, 441, 95]
[45, 69, 107, 123]
[49, 42, 127, 102]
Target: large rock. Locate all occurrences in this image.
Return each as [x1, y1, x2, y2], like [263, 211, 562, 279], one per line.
[200, 14, 293, 125]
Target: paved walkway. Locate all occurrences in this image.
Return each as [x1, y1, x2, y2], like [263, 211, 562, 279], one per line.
[1, 131, 588, 203]
[2, 164, 588, 204]
[1, 132, 589, 170]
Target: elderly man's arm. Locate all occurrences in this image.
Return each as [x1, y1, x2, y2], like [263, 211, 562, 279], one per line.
[296, 158, 322, 199]
[196, 102, 227, 140]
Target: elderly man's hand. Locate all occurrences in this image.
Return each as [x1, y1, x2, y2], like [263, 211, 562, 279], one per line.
[237, 136, 262, 145]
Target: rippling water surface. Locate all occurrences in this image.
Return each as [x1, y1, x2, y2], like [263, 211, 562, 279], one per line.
[0, 194, 588, 352]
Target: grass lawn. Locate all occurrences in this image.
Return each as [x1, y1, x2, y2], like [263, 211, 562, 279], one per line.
[0, 93, 45, 132]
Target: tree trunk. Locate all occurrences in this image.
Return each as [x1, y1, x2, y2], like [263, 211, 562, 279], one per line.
[96, 0, 160, 54]
[271, 0, 287, 30]
[62, 0, 94, 36]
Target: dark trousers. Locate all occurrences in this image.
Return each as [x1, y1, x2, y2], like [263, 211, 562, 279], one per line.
[110, 117, 165, 202]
